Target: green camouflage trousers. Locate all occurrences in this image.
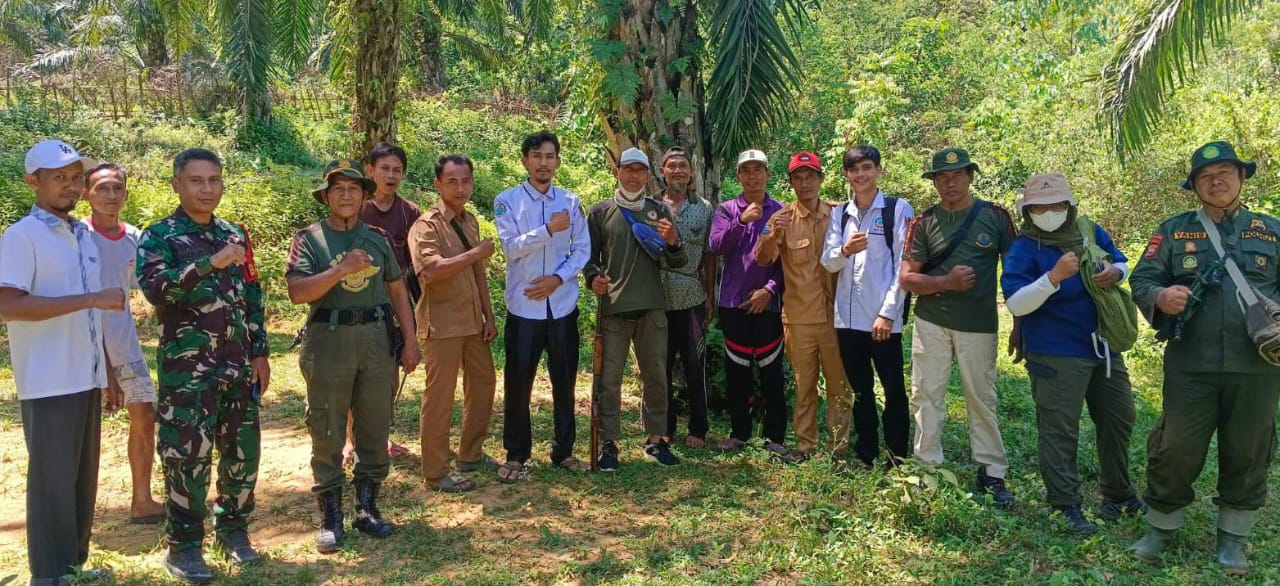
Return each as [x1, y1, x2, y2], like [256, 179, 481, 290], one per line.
[157, 377, 260, 549]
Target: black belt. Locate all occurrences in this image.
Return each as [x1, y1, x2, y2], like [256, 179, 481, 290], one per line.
[311, 305, 391, 326]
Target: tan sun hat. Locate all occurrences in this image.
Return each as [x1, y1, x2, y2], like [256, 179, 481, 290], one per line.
[1016, 172, 1077, 213]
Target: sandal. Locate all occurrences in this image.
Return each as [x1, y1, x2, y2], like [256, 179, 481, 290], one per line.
[711, 438, 747, 453]
[496, 461, 527, 484]
[457, 454, 498, 472]
[432, 473, 476, 493]
[555, 456, 588, 473]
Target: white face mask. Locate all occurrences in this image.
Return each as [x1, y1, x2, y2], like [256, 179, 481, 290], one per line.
[1031, 209, 1069, 232]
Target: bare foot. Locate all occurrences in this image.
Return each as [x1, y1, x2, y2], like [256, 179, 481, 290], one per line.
[685, 435, 706, 449]
[388, 440, 412, 457]
[130, 499, 166, 523]
[342, 441, 356, 468]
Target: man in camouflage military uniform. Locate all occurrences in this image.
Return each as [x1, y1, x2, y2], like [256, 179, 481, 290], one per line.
[1129, 142, 1280, 576]
[137, 148, 269, 584]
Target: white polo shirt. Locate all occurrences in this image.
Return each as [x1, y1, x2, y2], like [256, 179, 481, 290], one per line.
[0, 206, 108, 400]
[821, 191, 915, 333]
[494, 180, 590, 320]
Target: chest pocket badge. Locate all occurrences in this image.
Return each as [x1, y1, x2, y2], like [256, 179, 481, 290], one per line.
[870, 216, 886, 236]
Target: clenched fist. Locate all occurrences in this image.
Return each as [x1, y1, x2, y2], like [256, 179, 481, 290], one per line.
[1157, 285, 1192, 316]
[337, 249, 372, 276]
[657, 219, 678, 245]
[842, 232, 868, 256]
[1049, 252, 1079, 286]
[91, 287, 127, 311]
[210, 243, 246, 269]
[591, 275, 612, 295]
[473, 238, 496, 260]
[946, 265, 977, 291]
[546, 210, 570, 234]
[740, 202, 764, 224]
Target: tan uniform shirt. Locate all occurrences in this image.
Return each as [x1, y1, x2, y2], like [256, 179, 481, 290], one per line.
[409, 201, 487, 339]
[755, 200, 836, 325]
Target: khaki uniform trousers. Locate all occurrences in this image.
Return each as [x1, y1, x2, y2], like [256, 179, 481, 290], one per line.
[420, 333, 496, 483]
[909, 317, 1010, 478]
[784, 323, 851, 453]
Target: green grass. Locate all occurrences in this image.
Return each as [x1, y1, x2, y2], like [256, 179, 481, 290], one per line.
[0, 308, 1277, 585]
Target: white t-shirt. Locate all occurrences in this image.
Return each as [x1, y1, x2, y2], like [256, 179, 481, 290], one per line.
[0, 207, 109, 400]
[85, 220, 146, 367]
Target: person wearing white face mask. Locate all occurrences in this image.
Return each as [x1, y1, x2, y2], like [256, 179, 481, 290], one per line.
[1001, 172, 1144, 537]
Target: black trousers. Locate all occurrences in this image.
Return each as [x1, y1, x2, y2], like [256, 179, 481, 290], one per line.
[21, 389, 101, 580]
[503, 309, 580, 464]
[719, 308, 787, 444]
[837, 329, 910, 463]
[666, 306, 709, 439]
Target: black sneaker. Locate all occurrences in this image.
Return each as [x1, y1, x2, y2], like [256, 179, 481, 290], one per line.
[644, 439, 681, 467]
[1055, 505, 1098, 536]
[1097, 496, 1148, 521]
[164, 547, 214, 584]
[216, 529, 260, 564]
[597, 441, 620, 472]
[975, 466, 1015, 507]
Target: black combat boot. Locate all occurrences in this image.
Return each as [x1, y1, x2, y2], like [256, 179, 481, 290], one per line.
[163, 546, 214, 584]
[353, 480, 395, 538]
[1216, 530, 1250, 576]
[316, 487, 345, 554]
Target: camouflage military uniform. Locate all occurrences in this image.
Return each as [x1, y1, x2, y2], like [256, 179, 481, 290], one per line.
[136, 206, 268, 551]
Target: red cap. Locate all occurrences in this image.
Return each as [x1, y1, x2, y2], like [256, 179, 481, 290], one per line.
[788, 151, 823, 175]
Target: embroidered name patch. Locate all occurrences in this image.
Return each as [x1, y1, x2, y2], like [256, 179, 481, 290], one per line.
[1242, 230, 1278, 243]
[1173, 231, 1207, 240]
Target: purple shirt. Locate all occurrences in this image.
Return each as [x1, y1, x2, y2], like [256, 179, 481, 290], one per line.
[710, 193, 784, 311]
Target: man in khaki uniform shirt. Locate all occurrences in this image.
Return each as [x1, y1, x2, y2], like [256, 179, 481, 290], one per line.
[408, 154, 498, 493]
[754, 152, 851, 462]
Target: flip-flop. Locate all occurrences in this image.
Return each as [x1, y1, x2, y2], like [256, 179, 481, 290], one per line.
[130, 513, 166, 525]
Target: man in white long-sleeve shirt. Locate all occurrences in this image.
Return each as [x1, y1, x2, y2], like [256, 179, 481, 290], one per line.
[493, 131, 591, 481]
[822, 146, 915, 468]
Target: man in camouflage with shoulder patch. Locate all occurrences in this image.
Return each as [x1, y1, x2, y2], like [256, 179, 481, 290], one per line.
[136, 148, 269, 584]
[1129, 141, 1280, 576]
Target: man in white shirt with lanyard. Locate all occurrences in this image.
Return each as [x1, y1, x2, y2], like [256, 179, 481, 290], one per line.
[0, 140, 126, 585]
[822, 145, 915, 469]
[493, 131, 591, 481]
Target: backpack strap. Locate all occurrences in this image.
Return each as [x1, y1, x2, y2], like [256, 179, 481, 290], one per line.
[921, 200, 986, 274]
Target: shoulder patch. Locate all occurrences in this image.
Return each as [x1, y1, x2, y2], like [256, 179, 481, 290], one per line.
[1143, 233, 1164, 260]
[494, 202, 508, 216]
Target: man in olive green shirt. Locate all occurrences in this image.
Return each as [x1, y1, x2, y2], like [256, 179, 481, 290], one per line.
[900, 147, 1017, 506]
[1128, 141, 1280, 576]
[584, 148, 687, 471]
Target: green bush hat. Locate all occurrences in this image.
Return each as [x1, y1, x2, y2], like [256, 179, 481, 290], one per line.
[1180, 140, 1257, 190]
[922, 147, 980, 179]
[312, 159, 377, 204]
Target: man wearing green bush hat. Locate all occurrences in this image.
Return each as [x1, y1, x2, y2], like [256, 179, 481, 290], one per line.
[900, 147, 1017, 507]
[1129, 140, 1280, 576]
[286, 159, 419, 553]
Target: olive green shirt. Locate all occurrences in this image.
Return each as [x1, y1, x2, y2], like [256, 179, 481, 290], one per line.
[286, 220, 401, 310]
[1130, 208, 1280, 374]
[905, 199, 1016, 333]
[583, 197, 689, 317]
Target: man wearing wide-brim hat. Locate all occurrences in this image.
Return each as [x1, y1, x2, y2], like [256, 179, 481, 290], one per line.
[899, 147, 1019, 506]
[286, 159, 420, 553]
[1129, 141, 1280, 576]
[1001, 172, 1145, 536]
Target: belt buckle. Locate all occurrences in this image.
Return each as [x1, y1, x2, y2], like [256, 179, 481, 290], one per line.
[344, 311, 362, 326]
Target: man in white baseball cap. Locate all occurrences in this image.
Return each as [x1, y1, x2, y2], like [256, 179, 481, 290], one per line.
[1, 139, 123, 585]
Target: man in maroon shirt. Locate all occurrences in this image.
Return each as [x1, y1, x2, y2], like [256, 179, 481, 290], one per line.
[344, 142, 422, 461]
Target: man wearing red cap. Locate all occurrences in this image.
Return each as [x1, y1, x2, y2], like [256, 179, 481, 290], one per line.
[754, 152, 850, 462]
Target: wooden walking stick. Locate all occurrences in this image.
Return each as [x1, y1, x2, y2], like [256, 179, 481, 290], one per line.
[590, 295, 604, 470]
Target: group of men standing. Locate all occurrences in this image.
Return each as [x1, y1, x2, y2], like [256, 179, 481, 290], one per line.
[1, 132, 1277, 584]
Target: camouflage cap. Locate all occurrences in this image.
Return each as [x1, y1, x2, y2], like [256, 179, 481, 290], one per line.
[922, 147, 979, 179]
[1181, 141, 1257, 190]
[313, 159, 377, 204]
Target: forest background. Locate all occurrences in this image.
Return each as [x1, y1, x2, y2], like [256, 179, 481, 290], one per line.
[0, 0, 1278, 583]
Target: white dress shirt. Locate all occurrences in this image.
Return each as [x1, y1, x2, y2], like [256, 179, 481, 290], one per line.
[494, 180, 590, 320]
[822, 191, 915, 332]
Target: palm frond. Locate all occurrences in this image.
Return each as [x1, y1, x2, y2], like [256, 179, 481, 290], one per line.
[216, 0, 275, 120]
[273, 0, 320, 71]
[511, 0, 553, 42]
[1099, 0, 1259, 161]
[157, 0, 207, 57]
[441, 28, 505, 70]
[0, 0, 53, 55]
[706, 0, 808, 161]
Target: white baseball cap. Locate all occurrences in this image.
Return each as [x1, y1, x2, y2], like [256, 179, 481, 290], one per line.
[618, 147, 651, 169]
[736, 149, 768, 169]
[25, 139, 96, 174]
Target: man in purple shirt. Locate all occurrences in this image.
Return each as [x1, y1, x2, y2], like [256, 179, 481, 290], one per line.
[709, 149, 789, 456]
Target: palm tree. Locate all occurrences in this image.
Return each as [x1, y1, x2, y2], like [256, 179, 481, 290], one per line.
[1099, 0, 1259, 160]
[596, 0, 811, 199]
[352, 0, 402, 151]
